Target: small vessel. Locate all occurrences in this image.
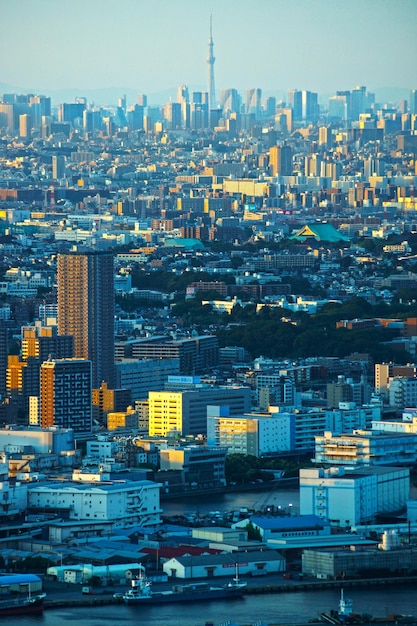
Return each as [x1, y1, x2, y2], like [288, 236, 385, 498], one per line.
[318, 589, 417, 625]
[123, 565, 246, 605]
[338, 588, 353, 621]
[0, 591, 46, 616]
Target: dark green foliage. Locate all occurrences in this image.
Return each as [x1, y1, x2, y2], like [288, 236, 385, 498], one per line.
[13, 555, 52, 573]
[245, 521, 262, 541]
[130, 270, 235, 292]
[217, 297, 405, 361]
[225, 453, 313, 484]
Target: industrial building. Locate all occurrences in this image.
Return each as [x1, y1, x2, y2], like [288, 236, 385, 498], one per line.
[300, 466, 410, 526]
[302, 542, 417, 579]
[27, 479, 162, 528]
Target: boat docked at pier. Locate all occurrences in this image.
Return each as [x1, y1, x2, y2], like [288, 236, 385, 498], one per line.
[318, 589, 417, 625]
[122, 565, 246, 605]
[0, 591, 46, 617]
[0, 574, 46, 616]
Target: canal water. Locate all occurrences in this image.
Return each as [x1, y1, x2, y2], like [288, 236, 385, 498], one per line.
[161, 485, 301, 518]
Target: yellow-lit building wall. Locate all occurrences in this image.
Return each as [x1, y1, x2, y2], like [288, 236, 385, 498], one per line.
[148, 391, 184, 436]
[6, 355, 26, 391]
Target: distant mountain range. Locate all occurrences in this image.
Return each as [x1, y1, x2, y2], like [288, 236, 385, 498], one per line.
[0, 82, 411, 108]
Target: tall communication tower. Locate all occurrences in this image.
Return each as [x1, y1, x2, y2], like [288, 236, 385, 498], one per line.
[207, 15, 216, 110]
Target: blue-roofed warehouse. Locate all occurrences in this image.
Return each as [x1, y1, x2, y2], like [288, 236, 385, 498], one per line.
[233, 514, 331, 542]
[0, 574, 43, 594]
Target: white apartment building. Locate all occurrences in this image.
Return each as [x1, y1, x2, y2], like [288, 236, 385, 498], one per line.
[294, 408, 327, 451]
[300, 466, 410, 526]
[374, 363, 417, 397]
[86, 436, 119, 461]
[324, 401, 381, 435]
[389, 377, 417, 408]
[372, 415, 417, 434]
[0, 453, 27, 520]
[314, 429, 417, 466]
[206, 404, 350, 455]
[207, 407, 295, 457]
[255, 374, 300, 409]
[27, 479, 162, 528]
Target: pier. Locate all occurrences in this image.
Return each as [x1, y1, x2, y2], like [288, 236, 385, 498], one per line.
[43, 575, 417, 610]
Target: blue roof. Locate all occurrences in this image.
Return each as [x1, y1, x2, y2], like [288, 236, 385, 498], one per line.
[0, 574, 41, 585]
[249, 514, 328, 530]
[291, 223, 349, 242]
[163, 238, 205, 249]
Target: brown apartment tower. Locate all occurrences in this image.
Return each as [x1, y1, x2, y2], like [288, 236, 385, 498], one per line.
[57, 251, 115, 389]
[270, 145, 293, 177]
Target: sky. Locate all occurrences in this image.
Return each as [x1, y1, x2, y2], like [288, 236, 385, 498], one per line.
[1, 0, 416, 103]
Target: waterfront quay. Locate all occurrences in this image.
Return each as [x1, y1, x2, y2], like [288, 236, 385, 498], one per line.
[42, 574, 417, 610]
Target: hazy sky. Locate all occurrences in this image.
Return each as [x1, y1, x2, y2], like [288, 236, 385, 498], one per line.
[1, 0, 416, 100]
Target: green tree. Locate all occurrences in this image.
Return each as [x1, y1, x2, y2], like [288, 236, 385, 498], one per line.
[245, 521, 262, 541]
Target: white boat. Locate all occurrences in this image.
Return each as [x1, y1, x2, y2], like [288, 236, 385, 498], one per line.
[123, 565, 246, 605]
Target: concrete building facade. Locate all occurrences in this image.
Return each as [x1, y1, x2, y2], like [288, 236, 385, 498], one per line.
[114, 358, 180, 401]
[300, 466, 410, 526]
[206, 407, 295, 457]
[314, 429, 417, 466]
[27, 479, 161, 527]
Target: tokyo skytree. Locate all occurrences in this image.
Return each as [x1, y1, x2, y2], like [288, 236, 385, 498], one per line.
[207, 15, 216, 110]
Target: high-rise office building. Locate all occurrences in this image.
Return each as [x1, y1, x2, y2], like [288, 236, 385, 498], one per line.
[137, 93, 148, 107]
[220, 88, 241, 115]
[351, 86, 366, 120]
[40, 359, 92, 432]
[57, 251, 115, 389]
[177, 84, 189, 104]
[328, 93, 350, 120]
[29, 95, 51, 128]
[52, 155, 66, 180]
[118, 94, 127, 112]
[190, 102, 209, 130]
[127, 104, 144, 131]
[263, 96, 276, 118]
[19, 113, 31, 138]
[162, 102, 182, 129]
[83, 109, 102, 134]
[301, 90, 319, 121]
[318, 125, 332, 149]
[0, 103, 15, 131]
[177, 85, 189, 127]
[245, 88, 262, 117]
[288, 89, 302, 120]
[410, 89, 417, 115]
[270, 145, 293, 176]
[58, 102, 86, 125]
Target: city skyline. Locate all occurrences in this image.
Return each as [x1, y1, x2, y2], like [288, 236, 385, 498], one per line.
[1, 0, 416, 105]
